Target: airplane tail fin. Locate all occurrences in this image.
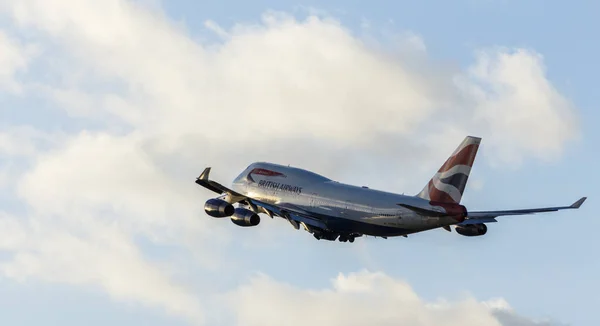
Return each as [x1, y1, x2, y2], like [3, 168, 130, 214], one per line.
[416, 136, 481, 204]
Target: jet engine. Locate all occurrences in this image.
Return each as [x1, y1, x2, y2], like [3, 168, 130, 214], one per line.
[204, 198, 235, 218]
[231, 208, 260, 227]
[455, 223, 487, 236]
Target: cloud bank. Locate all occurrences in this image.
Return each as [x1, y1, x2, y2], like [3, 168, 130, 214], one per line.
[0, 0, 579, 324]
[227, 270, 561, 326]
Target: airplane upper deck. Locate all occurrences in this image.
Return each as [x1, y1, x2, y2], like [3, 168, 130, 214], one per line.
[248, 162, 332, 183]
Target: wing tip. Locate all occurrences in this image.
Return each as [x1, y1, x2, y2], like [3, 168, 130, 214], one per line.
[571, 197, 587, 209]
[198, 167, 211, 181]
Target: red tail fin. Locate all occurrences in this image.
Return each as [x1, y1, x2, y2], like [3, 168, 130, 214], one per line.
[417, 136, 481, 204]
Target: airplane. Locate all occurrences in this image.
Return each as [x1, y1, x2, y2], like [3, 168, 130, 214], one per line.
[195, 136, 586, 242]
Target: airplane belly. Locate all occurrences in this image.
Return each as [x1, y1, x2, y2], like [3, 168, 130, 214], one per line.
[321, 214, 408, 237]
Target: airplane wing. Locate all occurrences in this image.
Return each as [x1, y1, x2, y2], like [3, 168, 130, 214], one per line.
[195, 167, 329, 231]
[195, 167, 247, 202]
[462, 197, 587, 224]
[246, 199, 329, 230]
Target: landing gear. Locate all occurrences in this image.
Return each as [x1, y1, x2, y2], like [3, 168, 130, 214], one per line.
[310, 228, 361, 243]
[337, 234, 356, 243]
[312, 230, 337, 241]
[324, 233, 338, 241]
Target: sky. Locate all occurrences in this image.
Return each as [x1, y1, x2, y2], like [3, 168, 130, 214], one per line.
[0, 0, 598, 325]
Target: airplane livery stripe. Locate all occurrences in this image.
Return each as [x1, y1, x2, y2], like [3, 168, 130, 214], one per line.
[438, 144, 479, 173]
[418, 137, 481, 204]
[434, 165, 472, 180]
[423, 170, 468, 204]
[438, 173, 469, 195]
[449, 137, 478, 155]
[431, 178, 462, 203]
[424, 180, 458, 204]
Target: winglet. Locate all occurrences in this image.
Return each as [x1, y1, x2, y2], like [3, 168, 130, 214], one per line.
[198, 167, 211, 181]
[570, 197, 587, 209]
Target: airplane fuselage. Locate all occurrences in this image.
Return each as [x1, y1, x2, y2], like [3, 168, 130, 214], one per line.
[197, 136, 585, 243]
[231, 162, 463, 237]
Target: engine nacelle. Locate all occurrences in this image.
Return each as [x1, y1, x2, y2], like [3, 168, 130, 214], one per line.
[204, 198, 235, 218]
[231, 208, 260, 227]
[455, 223, 487, 237]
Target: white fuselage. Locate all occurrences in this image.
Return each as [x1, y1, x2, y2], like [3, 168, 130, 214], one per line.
[231, 162, 461, 236]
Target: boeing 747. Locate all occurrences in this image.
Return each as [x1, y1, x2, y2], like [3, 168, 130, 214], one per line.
[196, 136, 586, 242]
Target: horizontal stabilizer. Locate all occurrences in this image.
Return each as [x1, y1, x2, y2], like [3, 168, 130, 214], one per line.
[397, 204, 447, 217]
[398, 202, 467, 218]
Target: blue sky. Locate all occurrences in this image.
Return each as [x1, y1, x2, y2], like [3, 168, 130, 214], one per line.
[0, 0, 598, 325]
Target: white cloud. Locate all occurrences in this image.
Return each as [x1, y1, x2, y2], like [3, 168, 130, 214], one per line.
[16, 129, 231, 268]
[455, 48, 579, 165]
[1, 0, 576, 175]
[0, 126, 58, 192]
[1, 0, 578, 180]
[0, 0, 581, 324]
[3, 1, 578, 155]
[18, 132, 199, 232]
[227, 270, 560, 326]
[0, 29, 35, 93]
[0, 126, 54, 157]
[0, 211, 205, 324]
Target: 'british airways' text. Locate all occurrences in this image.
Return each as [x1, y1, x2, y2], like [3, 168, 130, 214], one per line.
[258, 180, 302, 194]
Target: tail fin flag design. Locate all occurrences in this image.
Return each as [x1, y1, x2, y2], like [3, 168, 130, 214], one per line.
[417, 136, 481, 204]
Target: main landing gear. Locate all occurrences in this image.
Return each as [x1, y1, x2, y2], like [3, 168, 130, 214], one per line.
[312, 231, 360, 243]
[338, 234, 355, 243]
[312, 232, 338, 241]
